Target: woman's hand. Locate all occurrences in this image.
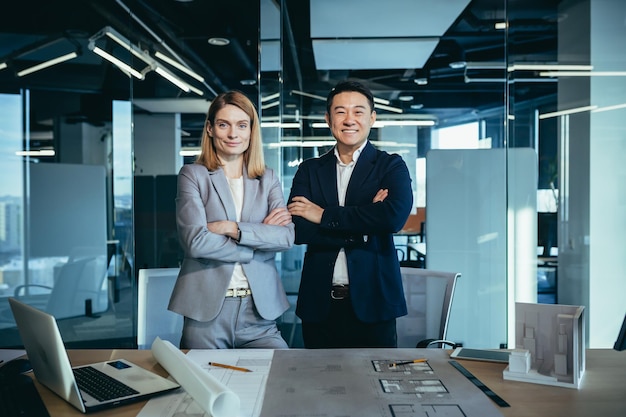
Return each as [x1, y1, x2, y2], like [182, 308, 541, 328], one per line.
[263, 207, 292, 226]
[207, 220, 239, 240]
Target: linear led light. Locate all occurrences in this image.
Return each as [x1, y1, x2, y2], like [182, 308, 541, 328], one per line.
[154, 51, 205, 82]
[509, 64, 593, 72]
[267, 140, 337, 148]
[92, 46, 144, 79]
[180, 149, 200, 157]
[591, 102, 626, 113]
[465, 61, 506, 70]
[16, 52, 78, 77]
[373, 97, 390, 105]
[312, 120, 435, 128]
[539, 71, 626, 77]
[538, 105, 598, 120]
[154, 66, 204, 96]
[261, 100, 279, 110]
[260, 122, 301, 128]
[0, 62, 7, 71]
[374, 103, 403, 114]
[103, 27, 153, 66]
[374, 120, 435, 127]
[15, 149, 56, 156]
[261, 92, 280, 102]
[495, 22, 507, 30]
[291, 90, 326, 101]
[464, 76, 506, 83]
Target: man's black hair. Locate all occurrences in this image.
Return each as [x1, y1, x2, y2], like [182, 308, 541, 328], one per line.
[326, 80, 375, 114]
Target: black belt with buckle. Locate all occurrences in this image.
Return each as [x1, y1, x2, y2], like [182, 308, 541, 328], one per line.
[331, 285, 350, 300]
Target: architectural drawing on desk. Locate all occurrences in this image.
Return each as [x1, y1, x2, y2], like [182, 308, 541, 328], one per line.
[390, 404, 465, 417]
[503, 302, 585, 389]
[373, 360, 466, 417]
[374, 359, 447, 397]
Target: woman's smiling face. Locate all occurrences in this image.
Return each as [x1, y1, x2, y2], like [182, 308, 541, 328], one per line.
[208, 104, 251, 162]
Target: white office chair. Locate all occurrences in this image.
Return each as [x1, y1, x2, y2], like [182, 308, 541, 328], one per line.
[137, 268, 183, 349]
[14, 255, 109, 320]
[396, 267, 460, 348]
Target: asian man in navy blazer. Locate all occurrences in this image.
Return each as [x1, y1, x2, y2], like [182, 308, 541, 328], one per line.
[288, 81, 413, 348]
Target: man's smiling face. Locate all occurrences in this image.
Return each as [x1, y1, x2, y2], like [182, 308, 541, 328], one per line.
[325, 91, 376, 154]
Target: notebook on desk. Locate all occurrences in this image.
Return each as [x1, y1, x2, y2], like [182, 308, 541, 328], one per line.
[8, 297, 180, 413]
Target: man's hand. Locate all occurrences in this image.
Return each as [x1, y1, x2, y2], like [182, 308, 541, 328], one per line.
[288, 196, 324, 224]
[263, 207, 292, 226]
[373, 188, 388, 203]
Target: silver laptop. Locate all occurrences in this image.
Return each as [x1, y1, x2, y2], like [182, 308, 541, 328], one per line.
[8, 297, 180, 413]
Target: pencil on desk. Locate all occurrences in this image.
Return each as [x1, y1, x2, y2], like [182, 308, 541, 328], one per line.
[389, 358, 427, 367]
[208, 361, 252, 372]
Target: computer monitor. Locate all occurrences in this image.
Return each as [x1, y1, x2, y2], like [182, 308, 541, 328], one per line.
[614, 313, 626, 351]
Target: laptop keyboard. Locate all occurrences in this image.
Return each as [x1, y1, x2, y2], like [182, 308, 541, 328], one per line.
[0, 374, 50, 417]
[73, 366, 139, 401]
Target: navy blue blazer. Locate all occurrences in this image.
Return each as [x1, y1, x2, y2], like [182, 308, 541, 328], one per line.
[289, 141, 413, 323]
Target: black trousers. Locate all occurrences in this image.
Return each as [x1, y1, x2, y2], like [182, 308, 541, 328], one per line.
[301, 298, 397, 348]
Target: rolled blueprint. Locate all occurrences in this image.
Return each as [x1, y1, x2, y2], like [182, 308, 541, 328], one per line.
[151, 337, 240, 417]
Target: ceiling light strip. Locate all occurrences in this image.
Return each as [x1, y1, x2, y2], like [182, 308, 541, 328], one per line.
[291, 90, 326, 101]
[0, 62, 7, 71]
[114, 0, 217, 97]
[92, 46, 144, 79]
[373, 97, 390, 105]
[374, 103, 403, 114]
[260, 122, 301, 128]
[154, 51, 205, 82]
[591, 102, 626, 113]
[16, 150, 56, 156]
[509, 64, 594, 72]
[155, 67, 191, 92]
[16, 52, 78, 77]
[153, 66, 205, 95]
[261, 92, 280, 102]
[261, 101, 279, 110]
[374, 120, 435, 127]
[539, 105, 597, 120]
[105, 29, 153, 66]
[539, 71, 626, 77]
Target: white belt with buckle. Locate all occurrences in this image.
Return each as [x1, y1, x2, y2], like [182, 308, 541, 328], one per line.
[225, 288, 252, 298]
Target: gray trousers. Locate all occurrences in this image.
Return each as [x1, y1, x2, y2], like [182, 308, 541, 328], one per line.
[180, 296, 288, 349]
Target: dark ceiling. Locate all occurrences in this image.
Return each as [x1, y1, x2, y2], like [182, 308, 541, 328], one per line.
[0, 0, 561, 143]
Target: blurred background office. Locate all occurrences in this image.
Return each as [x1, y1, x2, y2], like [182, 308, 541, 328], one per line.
[0, 0, 624, 350]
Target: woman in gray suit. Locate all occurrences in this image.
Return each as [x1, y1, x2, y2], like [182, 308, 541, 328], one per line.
[169, 91, 294, 349]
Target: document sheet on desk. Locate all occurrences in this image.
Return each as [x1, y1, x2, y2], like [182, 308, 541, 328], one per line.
[138, 348, 273, 417]
[260, 348, 505, 417]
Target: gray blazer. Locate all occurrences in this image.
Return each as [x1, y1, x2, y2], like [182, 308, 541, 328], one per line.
[168, 163, 294, 321]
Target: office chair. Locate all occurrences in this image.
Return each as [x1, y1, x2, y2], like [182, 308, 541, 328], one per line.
[137, 268, 183, 349]
[13, 255, 109, 320]
[396, 267, 460, 348]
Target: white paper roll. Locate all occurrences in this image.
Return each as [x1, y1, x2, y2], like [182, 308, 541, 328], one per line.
[151, 337, 240, 417]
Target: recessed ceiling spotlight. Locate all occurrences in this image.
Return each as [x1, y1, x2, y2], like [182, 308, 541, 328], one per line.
[398, 95, 413, 102]
[240, 79, 256, 86]
[449, 61, 467, 69]
[410, 104, 424, 110]
[208, 37, 230, 46]
[414, 78, 428, 85]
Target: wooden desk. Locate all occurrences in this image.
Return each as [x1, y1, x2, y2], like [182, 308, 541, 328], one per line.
[29, 349, 626, 417]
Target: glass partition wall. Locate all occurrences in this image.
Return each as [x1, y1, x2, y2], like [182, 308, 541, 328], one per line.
[1, 0, 624, 349]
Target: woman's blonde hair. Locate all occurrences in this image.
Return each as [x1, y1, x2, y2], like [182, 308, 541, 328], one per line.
[196, 90, 265, 178]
